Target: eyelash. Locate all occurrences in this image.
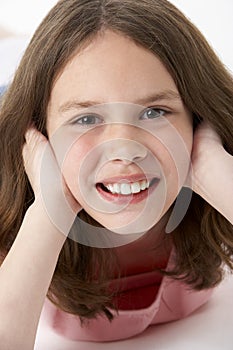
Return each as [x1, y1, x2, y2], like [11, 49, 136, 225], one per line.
[71, 108, 171, 126]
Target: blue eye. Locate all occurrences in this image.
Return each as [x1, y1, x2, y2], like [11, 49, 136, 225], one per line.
[73, 115, 102, 126]
[140, 108, 169, 120]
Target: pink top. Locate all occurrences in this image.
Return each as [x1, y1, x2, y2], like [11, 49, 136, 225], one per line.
[43, 249, 214, 342]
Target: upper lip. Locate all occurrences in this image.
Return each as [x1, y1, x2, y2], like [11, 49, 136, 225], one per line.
[97, 174, 159, 185]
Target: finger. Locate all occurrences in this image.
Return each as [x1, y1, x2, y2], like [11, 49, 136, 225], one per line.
[24, 127, 37, 143]
[23, 128, 47, 171]
[24, 127, 47, 146]
[196, 122, 222, 144]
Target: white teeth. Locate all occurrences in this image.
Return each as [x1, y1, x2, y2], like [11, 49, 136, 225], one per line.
[108, 184, 114, 193]
[113, 183, 121, 194]
[105, 180, 151, 195]
[121, 183, 132, 195]
[131, 182, 141, 194]
[140, 180, 147, 190]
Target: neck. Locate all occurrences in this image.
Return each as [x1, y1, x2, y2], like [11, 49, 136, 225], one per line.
[114, 210, 173, 276]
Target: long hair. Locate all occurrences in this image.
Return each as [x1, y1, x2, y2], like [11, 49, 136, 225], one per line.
[0, 0, 232, 321]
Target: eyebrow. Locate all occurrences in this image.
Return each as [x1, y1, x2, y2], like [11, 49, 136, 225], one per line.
[58, 90, 181, 113]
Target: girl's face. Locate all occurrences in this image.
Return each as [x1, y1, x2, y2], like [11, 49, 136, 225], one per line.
[47, 30, 193, 235]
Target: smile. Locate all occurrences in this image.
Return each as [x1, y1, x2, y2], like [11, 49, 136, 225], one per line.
[96, 177, 160, 204]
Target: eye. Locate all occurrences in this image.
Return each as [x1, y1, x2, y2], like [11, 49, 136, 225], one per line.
[72, 114, 102, 126]
[140, 107, 170, 120]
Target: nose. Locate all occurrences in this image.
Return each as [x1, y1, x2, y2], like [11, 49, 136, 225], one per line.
[104, 124, 148, 164]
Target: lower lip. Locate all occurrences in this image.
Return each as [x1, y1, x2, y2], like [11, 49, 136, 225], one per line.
[96, 180, 160, 205]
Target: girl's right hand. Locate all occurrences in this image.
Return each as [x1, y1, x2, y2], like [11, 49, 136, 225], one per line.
[23, 127, 82, 235]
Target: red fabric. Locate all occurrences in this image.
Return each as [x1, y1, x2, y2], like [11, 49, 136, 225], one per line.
[44, 248, 214, 342]
[110, 270, 163, 310]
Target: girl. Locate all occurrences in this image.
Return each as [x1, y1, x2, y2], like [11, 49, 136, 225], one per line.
[0, 0, 232, 348]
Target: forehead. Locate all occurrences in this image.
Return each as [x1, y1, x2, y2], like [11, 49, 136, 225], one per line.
[49, 30, 178, 109]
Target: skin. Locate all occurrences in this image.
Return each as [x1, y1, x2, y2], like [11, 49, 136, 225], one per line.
[43, 29, 232, 270]
[46, 30, 193, 238]
[23, 30, 233, 274]
[187, 123, 233, 224]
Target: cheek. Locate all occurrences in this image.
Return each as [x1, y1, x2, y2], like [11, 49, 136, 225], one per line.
[147, 121, 193, 194]
[177, 113, 194, 154]
[61, 140, 93, 199]
[178, 125, 193, 156]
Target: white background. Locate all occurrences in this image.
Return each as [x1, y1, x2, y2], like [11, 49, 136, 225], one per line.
[0, 0, 232, 85]
[0, 0, 232, 72]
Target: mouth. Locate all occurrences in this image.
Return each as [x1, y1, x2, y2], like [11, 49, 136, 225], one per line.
[96, 177, 160, 204]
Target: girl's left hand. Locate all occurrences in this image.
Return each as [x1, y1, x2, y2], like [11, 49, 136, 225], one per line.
[186, 122, 233, 224]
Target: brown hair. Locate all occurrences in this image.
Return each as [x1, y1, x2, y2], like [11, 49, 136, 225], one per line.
[0, 0, 232, 321]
